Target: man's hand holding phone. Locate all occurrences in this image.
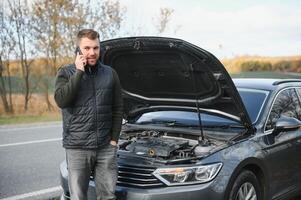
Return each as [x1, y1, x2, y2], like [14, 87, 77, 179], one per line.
[75, 49, 86, 72]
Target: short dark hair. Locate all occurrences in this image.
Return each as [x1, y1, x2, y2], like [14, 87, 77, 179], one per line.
[77, 29, 100, 42]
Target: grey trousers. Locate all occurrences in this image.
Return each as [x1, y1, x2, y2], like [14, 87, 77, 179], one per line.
[66, 144, 118, 200]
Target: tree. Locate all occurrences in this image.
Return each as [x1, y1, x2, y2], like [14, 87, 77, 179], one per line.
[7, 0, 35, 111]
[0, 3, 15, 114]
[32, 0, 90, 68]
[31, 0, 126, 111]
[87, 0, 126, 40]
[60, 0, 90, 58]
[0, 57, 14, 114]
[31, 0, 89, 111]
[31, 0, 126, 63]
[155, 7, 174, 35]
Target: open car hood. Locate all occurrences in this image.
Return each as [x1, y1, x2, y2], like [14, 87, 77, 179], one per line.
[101, 37, 253, 131]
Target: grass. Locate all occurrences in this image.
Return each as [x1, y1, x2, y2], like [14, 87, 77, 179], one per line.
[0, 113, 61, 125]
[0, 94, 61, 125]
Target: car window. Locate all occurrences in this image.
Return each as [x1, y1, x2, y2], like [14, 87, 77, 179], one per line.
[265, 88, 301, 131]
[238, 89, 269, 123]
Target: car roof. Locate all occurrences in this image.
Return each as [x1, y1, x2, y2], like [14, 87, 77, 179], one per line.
[233, 78, 301, 91]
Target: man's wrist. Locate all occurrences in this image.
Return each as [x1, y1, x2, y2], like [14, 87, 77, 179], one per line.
[76, 66, 85, 72]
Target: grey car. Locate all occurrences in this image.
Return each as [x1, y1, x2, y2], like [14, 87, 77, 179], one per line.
[60, 37, 301, 200]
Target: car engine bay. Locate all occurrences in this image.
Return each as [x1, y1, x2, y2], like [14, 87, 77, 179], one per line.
[118, 130, 224, 162]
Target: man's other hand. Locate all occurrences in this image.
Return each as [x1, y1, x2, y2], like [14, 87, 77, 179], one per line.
[110, 140, 117, 146]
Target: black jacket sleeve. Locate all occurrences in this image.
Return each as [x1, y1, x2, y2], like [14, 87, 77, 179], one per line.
[54, 67, 84, 108]
[111, 69, 123, 142]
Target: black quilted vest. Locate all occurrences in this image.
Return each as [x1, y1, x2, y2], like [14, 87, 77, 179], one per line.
[61, 62, 114, 149]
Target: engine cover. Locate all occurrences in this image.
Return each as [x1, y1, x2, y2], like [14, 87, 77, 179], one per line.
[125, 137, 189, 158]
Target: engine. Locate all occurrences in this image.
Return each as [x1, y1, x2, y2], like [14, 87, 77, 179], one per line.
[118, 130, 218, 160]
[125, 137, 189, 158]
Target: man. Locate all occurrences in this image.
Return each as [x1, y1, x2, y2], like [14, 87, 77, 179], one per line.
[54, 29, 123, 200]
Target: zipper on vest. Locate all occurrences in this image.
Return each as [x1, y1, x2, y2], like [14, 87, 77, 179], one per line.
[91, 75, 98, 147]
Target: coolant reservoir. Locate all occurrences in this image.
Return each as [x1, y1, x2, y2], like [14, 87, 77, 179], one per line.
[194, 144, 214, 156]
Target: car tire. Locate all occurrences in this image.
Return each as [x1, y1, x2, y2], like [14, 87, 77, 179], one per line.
[228, 170, 262, 200]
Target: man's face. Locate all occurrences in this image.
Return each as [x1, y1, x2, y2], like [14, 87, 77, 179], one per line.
[79, 37, 100, 66]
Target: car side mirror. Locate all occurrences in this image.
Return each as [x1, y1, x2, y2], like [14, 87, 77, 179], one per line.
[273, 116, 301, 135]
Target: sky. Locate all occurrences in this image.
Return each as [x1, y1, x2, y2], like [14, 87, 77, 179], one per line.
[118, 0, 301, 59]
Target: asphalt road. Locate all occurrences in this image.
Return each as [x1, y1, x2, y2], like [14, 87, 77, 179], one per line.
[0, 122, 65, 200]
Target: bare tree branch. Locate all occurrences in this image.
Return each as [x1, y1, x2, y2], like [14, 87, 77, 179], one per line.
[155, 7, 174, 35]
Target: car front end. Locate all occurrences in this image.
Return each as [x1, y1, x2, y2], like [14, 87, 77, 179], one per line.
[60, 130, 243, 200]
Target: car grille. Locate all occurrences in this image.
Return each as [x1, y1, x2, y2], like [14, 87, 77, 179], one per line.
[117, 164, 165, 188]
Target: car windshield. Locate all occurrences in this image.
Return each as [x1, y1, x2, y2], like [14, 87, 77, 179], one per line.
[135, 88, 269, 127]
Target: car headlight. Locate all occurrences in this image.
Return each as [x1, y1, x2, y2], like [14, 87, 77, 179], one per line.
[152, 163, 222, 186]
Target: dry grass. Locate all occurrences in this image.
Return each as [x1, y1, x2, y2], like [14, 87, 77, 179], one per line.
[0, 94, 60, 115]
[221, 55, 301, 73]
[0, 94, 61, 124]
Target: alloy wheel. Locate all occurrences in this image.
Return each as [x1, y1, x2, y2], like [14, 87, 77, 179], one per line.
[235, 182, 257, 200]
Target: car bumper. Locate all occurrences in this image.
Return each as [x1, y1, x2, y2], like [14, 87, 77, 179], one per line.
[116, 183, 223, 200]
[60, 161, 226, 200]
[61, 183, 223, 200]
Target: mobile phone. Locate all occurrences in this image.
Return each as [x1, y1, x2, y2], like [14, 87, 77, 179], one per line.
[75, 46, 83, 55]
[75, 46, 87, 67]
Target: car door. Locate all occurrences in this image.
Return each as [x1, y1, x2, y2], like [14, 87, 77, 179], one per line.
[264, 88, 301, 199]
[293, 87, 301, 190]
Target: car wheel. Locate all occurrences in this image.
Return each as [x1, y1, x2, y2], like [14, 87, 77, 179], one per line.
[228, 170, 262, 200]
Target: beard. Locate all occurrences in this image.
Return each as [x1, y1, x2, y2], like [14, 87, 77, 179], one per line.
[86, 56, 98, 66]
